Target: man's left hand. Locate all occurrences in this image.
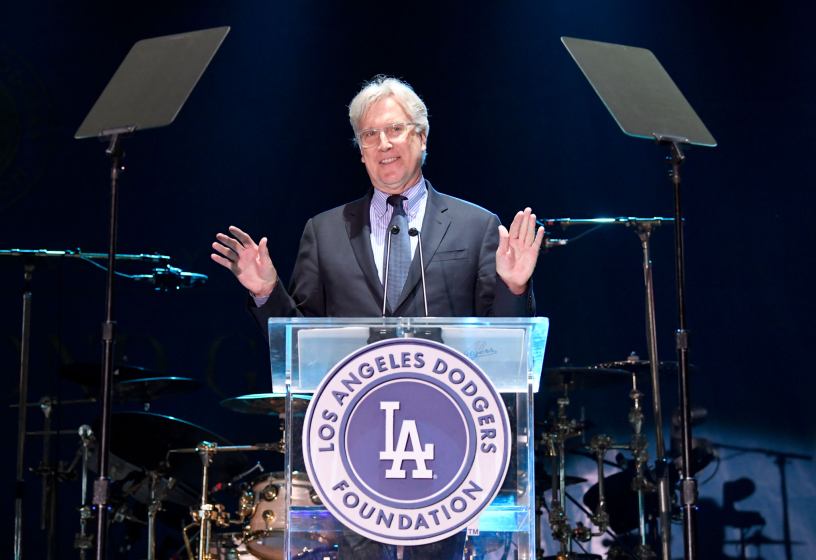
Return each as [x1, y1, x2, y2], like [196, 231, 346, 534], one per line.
[496, 208, 545, 295]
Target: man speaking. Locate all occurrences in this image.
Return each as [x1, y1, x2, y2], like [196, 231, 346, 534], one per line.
[212, 76, 543, 559]
[212, 76, 544, 324]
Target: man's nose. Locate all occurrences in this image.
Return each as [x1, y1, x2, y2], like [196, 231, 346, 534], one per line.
[377, 130, 392, 150]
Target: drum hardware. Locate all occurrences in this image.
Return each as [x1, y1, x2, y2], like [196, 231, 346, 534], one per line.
[16, 395, 83, 560]
[210, 462, 265, 497]
[168, 442, 283, 560]
[624, 378, 657, 560]
[144, 468, 176, 560]
[543, 367, 632, 393]
[539, 372, 663, 558]
[107, 412, 250, 487]
[592, 352, 698, 379]
[74, 425, 96, 559]
[540, 216, 689, 560]
[539, 393, 607, 559]
[239, 472, 332, 560]
[1, 248, 172, 560]
[182, 521, 201, 560]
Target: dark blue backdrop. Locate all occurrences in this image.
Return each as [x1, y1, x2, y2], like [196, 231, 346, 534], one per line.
[2, 1, 814, 558]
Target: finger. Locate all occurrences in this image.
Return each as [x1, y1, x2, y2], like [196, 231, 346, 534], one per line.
[497, 225, 509, 254]
[229, 226, 257, 249]
[212, 241, 237, 259]
[532, 226, 546, 250]
[215, 233, 244, 254]
[258, 237, 272, 266]
[211, 253, 235, 268]
[507, 211, 523, 240]
[516, 208, 531, 245]
[522, 212, 536, 246]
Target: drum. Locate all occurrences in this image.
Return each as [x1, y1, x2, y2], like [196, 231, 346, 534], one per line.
[209, 532, 254, 559]
[241, 472, 333, 560]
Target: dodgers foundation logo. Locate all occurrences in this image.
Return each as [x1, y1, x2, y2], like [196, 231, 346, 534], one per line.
[303, 338, 510, 545]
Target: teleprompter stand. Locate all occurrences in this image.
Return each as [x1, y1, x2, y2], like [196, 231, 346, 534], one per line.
[561, 37, 717, 560]
[74, 26, 229, 560]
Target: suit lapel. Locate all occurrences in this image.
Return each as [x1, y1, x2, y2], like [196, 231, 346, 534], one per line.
[397, 181, 450, 309]
[344, 188, 384, 304]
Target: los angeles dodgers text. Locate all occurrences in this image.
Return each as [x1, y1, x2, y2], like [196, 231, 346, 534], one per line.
[316, 352, 499, 454]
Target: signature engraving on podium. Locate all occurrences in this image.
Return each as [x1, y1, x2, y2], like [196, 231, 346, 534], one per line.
[464, 341, 497, 361]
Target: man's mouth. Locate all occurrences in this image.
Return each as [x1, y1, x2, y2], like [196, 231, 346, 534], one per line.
[380, 157, 398, 164]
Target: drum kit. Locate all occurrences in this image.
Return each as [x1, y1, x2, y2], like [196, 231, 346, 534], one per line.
[22, 351, 710, 560]
[534, 353, 709, 560]
[21, 364, 337, 560]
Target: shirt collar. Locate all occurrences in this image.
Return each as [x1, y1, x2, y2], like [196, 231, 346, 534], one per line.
[371, 176, 426, 219]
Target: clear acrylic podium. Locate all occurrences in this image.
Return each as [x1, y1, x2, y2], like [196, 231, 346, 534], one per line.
[268, 317, 549, 560]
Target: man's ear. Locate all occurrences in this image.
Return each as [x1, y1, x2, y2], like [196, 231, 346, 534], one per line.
[420, 131, 427, 151]
[360, 148, 365, 163]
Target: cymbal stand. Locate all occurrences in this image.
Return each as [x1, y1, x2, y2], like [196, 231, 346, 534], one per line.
[586, 377, 656, 558]
[625, 376, 656, 560]
[31, 397, 78, 560]
[542, 393, 608, 558]
[75, 426, 96, 559]
[145, 469, 173, 560]
[588, 434, 611, 535]
[630, 219, 672, 560]
[196, 442, 216, 560]
[13, 259, 33, 560]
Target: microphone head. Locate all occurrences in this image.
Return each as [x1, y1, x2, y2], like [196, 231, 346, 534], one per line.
[408, 228, 419, 237]
[390, 225, 400, 235]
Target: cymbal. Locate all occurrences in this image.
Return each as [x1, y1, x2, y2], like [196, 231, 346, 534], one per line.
[105, 412, 248, 485]
[59, 363, 161, 387]
[220, 393, 312, 415]
[113, 377, 203, 402]
[544, 367, 632, 392]
[593, 359, 698, 377]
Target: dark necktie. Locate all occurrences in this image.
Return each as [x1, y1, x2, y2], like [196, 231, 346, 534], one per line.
[384, 195, 410, 313]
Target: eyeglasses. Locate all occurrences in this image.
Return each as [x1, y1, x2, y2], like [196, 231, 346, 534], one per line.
[357, 122, 418, 148]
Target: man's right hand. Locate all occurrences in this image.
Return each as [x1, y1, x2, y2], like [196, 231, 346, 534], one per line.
[212, 226, 278, 297]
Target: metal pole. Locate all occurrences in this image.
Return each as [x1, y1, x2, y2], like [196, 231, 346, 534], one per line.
[666, 141, 698, 560]
[78, 426, 94, 560]
[94, 132, 127, 560]
[637, 224, 672, 560]
[14, 262, 34, 560]
[197, 443, 215, 560]
[147, 473, 157, 560]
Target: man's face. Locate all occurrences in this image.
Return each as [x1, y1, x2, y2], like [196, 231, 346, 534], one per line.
[358, 96, 426, 195]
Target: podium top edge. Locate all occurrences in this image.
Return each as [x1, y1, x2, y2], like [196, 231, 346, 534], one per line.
[266, 317, 549, 325]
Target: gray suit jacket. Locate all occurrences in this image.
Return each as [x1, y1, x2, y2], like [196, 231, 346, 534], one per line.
[249, 180, 534, 327]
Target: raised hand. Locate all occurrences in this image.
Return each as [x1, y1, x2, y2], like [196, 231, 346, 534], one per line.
[496, 208, 545, 295]
[211, 226, 278, 297]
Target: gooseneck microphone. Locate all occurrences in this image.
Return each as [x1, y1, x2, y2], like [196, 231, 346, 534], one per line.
[408, 228, 428, 317]
[382, 225, 400, 316]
